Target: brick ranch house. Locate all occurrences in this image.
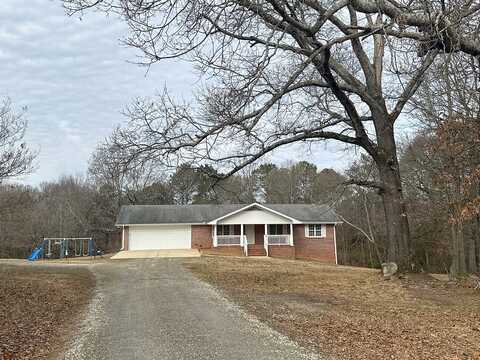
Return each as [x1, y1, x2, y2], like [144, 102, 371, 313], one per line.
[116, 203, 341, 263]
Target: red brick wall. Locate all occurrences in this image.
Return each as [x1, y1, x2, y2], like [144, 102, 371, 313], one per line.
[268, 245, 295, 259]
[123, 226, 129, 251]
[191, 225, 213, 249]
[293, 224, 336, 263]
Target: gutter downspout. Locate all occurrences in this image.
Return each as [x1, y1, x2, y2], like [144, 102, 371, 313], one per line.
[333, 225, 338, 265]
[121, 225, 125, 251]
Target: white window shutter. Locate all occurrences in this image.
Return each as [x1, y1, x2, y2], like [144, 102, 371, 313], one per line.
[321, 224, 326, 237]
[305, 225, 309, 237]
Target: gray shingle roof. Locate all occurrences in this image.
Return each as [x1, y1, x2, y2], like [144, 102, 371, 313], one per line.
[116, 203, 339, 225]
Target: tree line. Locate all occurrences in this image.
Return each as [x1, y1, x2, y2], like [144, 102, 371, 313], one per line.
[0, 160, 343, 257]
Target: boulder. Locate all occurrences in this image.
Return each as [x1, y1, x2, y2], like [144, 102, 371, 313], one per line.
[381, 262, 398, 278]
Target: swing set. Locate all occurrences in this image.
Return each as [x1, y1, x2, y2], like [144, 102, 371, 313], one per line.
[28, 237, 95, 261]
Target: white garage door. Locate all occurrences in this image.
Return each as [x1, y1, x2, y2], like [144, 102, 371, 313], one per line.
[129, 225, 192, 250]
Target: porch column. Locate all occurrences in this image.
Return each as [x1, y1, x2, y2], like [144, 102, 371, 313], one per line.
[213, 224, 218, 247]
[289, 223, 294, 246]
[240, 224, 244, 245]
[264, 223, 269, 257]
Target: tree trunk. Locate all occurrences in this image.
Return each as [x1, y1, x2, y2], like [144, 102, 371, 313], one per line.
[458, 222, 467, 273]
[450, 221, 468, 278]
[476, 215, 480, 270]
[466, 231, 477, 273]
[425, 249, 430, 272]
[370, 107, 411, 271]
[371, 122, 410, 271]
[378, 163, 411, 270]
[450, 225, 459, 279]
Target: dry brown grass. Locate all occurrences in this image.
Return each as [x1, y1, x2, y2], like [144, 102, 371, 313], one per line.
[184, 256, 480, 360]
[0, 263, 94, 359]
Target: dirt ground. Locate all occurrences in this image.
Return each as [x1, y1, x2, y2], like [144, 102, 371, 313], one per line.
[184, 256, 480, 360]
[0, 262, 94, 360]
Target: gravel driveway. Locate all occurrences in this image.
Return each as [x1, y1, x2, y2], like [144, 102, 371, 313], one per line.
[64, 259, 321, 360]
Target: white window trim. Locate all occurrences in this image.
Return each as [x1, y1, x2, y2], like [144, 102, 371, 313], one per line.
[305, 224, 326, 238]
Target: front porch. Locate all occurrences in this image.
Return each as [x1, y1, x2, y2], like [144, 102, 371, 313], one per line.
[213, 224, 294, 256]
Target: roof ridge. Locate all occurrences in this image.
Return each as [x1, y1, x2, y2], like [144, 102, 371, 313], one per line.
[121, 204, 246, 207]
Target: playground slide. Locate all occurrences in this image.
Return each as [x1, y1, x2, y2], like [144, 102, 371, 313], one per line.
[28, 246, 43, 261]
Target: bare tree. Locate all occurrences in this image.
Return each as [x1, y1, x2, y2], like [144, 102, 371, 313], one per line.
[64, 0, 480, 269]
[89, 141, 165, 204]
[0, 99, 36, 182]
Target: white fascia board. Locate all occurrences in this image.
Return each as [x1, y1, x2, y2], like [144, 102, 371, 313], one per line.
[208, 202, 300, 224]
[300, 221, 343, 225]
[116, 223, 206, 226]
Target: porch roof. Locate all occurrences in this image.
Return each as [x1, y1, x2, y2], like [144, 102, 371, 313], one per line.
[116, 203, 339, 225]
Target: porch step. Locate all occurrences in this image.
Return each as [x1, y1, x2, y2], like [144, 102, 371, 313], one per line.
[247, 244, 267, 256]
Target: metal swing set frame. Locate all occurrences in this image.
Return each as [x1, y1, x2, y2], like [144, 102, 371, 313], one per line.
[46, 237, 94, 258]
[32, 237, 95, 260]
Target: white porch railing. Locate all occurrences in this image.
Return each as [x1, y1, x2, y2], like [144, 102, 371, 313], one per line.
[217, 235, 242, 246]
[266, 234, 290, 245]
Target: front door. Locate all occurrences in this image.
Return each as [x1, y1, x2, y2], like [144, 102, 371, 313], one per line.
[245, 225, 255, 244]
[254, 224, 265, 245]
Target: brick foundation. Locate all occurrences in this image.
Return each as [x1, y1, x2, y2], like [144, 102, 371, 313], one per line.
[268, 245, 295, 259]
[201, 246, 244, 256]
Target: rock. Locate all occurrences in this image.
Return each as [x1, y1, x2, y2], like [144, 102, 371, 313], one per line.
[381, 262, 398, 278]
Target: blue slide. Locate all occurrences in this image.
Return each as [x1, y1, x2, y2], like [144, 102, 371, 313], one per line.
[28, 245, 43, 261]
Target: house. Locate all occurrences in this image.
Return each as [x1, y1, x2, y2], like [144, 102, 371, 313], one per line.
[116, 203, 340, 263]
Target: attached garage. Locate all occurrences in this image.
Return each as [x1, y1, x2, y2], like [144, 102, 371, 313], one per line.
[128, 225, 192, 250]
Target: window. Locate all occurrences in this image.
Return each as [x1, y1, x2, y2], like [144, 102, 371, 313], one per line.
[217, 225, 240, 235]
[217, 225, 233, 235]
[307, 224, 323, 237]
[268, 224, 290, 235]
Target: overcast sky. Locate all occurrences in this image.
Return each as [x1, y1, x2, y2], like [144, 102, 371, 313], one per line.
[1, 0, 349, 185]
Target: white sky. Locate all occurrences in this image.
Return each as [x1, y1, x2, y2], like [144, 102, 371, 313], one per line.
[0, 0, 353, 185]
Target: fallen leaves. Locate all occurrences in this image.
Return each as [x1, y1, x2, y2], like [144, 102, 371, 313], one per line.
[185, 257, 480, 360]
[0, 264, 94, 359]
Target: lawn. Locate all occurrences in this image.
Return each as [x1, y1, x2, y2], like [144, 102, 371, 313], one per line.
[184, 256, 480, 360]
[0, 262, 94, 360]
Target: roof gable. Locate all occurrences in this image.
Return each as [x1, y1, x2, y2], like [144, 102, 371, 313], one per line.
[208, 203, 298, 224]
